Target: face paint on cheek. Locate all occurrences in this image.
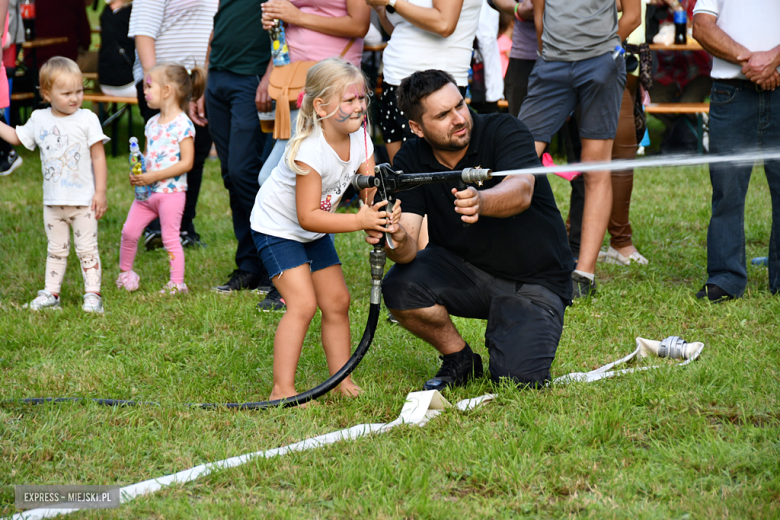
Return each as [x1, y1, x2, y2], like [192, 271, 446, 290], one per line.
[335, 106, 352, 123]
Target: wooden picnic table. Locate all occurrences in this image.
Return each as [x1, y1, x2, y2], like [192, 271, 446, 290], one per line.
[21, 37, 70, 50]
[649, 40, 703, 52]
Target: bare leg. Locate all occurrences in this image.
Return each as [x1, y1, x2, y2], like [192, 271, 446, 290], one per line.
[577, 138, 614, 275]
[386, 141, 402, 165]
[268, 264, 318, 402]
[389, 304, 466, 355]
[417, 215, 429, 250]
[311, 265, 361, 396]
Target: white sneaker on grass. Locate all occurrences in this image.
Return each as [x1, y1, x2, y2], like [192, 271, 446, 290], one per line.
[82, 292, 104, 313]
[160, 281, 189, 295]
[24, 289, 61, 310]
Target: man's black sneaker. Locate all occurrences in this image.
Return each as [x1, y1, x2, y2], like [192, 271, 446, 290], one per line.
[572, 271, 597, 299]
[257, 287, 286, 312]
[213, 270, 261, 293]
[180, 230, 206, 248]
[144, 229, 164, 251]
[0, 150, 22, 176]
[422, 348, 483, 391]
[695, 283, 735, 303]
[386, 311, 398, 324]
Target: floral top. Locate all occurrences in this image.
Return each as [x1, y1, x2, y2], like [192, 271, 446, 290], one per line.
[145, 111, 195, 193]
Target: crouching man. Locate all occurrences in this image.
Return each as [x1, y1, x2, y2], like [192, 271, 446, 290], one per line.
[366, 69, 574, 390]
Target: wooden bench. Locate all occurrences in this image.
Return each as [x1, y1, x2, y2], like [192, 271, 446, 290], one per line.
[464, 98, 510, 110]
[11, 92, 34, 102]
[645, 102, 710, 154]
[83, 94, 139, 156]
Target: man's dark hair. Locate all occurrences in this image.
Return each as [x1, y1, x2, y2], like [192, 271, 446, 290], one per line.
[397, 69, 458, 124]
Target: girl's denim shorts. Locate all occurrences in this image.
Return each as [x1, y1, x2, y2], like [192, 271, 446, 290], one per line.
[252, 231, 340, 279]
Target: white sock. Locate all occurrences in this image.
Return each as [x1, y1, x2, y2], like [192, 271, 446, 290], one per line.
[573, 269, 595, 281]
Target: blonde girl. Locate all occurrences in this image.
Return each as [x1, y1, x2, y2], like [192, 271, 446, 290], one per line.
[117, 63, 205, 294]
[0, 57, 109, 312]
[249, 57, 401, 402]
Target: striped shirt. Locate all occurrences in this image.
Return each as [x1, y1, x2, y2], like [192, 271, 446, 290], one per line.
[128, 0, 218, 84]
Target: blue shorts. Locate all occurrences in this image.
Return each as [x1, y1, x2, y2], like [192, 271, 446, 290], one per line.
[252, 231, 341, 279]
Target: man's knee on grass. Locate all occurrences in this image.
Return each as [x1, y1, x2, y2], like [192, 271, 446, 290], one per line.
[489, 365, 551, 390]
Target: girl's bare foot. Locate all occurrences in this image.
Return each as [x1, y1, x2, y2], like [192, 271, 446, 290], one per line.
[338, 380, 363, 397]
[269, 387, 313, 408]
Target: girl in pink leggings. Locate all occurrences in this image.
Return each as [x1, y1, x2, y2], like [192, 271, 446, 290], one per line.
[117, 63, 205, 294]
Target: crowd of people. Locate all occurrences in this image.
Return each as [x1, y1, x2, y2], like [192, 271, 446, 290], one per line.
[1, 0, 778, 398]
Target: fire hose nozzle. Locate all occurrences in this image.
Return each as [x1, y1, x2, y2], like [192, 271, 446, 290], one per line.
[461, 167, 492, 184]
[352, 174, 380, 191]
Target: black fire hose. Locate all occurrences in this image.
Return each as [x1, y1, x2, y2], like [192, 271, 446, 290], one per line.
[9, 247, 387, 411]
[8, 164, 490, 411]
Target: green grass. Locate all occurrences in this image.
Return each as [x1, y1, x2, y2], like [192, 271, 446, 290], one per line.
[1, 148, 779, 519]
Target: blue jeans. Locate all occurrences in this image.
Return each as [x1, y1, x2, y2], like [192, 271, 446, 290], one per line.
[707, 80, 780, 296]
[258, 109, 298, 186]
[206, 69, 271, 276]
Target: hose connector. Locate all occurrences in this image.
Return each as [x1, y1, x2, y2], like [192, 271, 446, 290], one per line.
[352, 174, 379, 191]
[659, 336, 688, 359]
[461, 167, 492, 184]
[369, 246, 387, 305]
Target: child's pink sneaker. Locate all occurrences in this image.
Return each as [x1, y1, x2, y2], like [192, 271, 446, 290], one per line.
[542, 153, 582, 181]
[116, 270, 140, 292]
[160, 281, 189, 295]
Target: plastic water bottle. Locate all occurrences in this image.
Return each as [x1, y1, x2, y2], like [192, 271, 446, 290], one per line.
[673, 7, 687, 45]
[270, 20, 291, 66]
[129, 137, 151, 201]
[612, 45, 625, 60]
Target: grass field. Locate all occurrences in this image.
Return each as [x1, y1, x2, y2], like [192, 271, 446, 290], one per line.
[1, 145, 779, 519]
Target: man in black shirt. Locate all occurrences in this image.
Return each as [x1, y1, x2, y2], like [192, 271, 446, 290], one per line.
[367, 70, 574, 390]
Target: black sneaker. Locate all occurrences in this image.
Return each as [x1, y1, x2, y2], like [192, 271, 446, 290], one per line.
[386, 311, 398, 324]
[572, 271, 597, 299]
[144, 229, 164, 251]
[256, 277, 272, 295]
[180, 230, 206, 248]
[0, 150, 22, 176]
[695, 283, 735, 303]
[422, 348, 483, 391]
[257, 287, 286, 312]
[213, 270, 261, 293]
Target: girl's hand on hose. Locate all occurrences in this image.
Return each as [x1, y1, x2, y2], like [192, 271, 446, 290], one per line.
[356, 199, 392, 232]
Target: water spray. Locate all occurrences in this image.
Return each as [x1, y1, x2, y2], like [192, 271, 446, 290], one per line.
[489, 149, 780, 177]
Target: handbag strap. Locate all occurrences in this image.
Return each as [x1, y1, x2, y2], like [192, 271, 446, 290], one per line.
[340, 38, 356, 58]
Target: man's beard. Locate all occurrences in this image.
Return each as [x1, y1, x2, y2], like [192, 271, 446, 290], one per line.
[422, 119, 472, 152]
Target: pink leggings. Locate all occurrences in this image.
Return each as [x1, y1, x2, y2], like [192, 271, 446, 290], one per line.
[119, 191, 186, 283]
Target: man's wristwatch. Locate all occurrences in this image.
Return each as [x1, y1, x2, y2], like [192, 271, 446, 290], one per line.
[386, 0, 397, 14]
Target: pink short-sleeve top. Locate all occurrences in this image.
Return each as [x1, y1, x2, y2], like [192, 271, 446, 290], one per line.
[285, 0, 363, 67]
